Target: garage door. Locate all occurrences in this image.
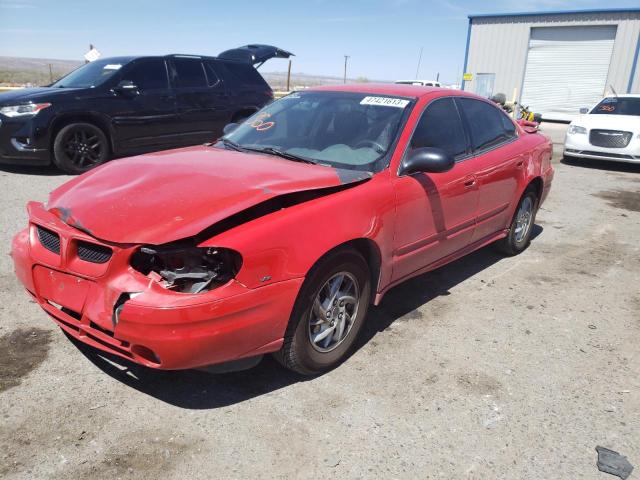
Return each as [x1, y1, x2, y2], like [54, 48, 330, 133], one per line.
[520, 25, 616, 121]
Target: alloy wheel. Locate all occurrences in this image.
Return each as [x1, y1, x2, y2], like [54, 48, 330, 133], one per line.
[308, 272, 360, 352]
[62, 127, 104, 169]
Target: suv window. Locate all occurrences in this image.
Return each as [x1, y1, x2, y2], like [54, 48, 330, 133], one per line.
[458, 98, 515, 151]
[173, 57, 207, 88]
[203, 60, 221, 87]
[409, 97, 468, 160]
[218, 61, 268, 88]
[121, 58, 168, 91]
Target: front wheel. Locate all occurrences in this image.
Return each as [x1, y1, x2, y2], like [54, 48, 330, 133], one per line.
[53, 122, 109, 174]
[495, 188, 538, 256]
[274, 249, 371, 375]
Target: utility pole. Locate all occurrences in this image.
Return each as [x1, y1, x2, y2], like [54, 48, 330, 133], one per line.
[343, 55, 350, 84]
[48, 63, 53, 83]
[415, 47, 423, 79]
[286, 59, 292, 92]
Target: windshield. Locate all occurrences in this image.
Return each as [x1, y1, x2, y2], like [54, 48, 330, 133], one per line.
[221, 91, 413, 172]
[591, 97, 640, 116]
[51, 59, 125, 88]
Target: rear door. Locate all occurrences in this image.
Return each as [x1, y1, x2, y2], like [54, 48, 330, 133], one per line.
[456, 97, 521, 242]
[392, 97, 478, 282]
[169, 56, 230, 144]
[110, 57, 178, 151]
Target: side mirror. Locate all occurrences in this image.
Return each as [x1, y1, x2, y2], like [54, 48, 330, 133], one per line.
[400, 147, 454, 175]
[579, 107, 589, 114]
[113, 80, 139, 97]
[223, 123, 239, 135]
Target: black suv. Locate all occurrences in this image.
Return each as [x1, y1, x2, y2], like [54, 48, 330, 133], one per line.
[0, 45, 292, 173]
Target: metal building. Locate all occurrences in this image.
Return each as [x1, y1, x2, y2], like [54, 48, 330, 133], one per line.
[461, 8, 640, 121]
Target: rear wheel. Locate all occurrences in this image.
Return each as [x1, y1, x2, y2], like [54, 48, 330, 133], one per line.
[53, 122, 109, 174]
[274, 249, 371, 375]
[495, 188, 538, 256]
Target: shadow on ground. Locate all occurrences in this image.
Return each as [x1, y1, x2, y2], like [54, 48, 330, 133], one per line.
[561, 157, 640, 174]
[69, 226, 542, 409]
[0, 164, 65, 176]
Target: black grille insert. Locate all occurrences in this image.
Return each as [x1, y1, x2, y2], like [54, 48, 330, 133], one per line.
[36, 226, 60, 254]
[589, 129, 632, 148]
[77, 241, 112, 264]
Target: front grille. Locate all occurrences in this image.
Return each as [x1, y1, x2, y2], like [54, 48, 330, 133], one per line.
[36, 226, 60, 254]
[77, 241, 112, 264]
[589, 129, 632, 148]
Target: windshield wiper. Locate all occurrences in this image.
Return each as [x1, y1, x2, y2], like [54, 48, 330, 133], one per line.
[220, 138, 244, 151]
[245, 146, 316, 164]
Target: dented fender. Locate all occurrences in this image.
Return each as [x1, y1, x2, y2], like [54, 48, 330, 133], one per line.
[202, 172, 396, 290]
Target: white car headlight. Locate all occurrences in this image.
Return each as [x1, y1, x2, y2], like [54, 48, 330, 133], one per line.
[0, 103, 51, 118]
[568, 125, 587, 135]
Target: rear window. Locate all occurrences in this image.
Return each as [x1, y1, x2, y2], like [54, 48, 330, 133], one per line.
[173, 57, 207, 88]
[458, 98, 516, 152]
[203, 60, 221, 87]
[219, 61, 268, 88]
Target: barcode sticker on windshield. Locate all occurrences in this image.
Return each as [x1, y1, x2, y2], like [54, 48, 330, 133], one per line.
[103, 64, 122, 70]
[360, 96, 409, 108]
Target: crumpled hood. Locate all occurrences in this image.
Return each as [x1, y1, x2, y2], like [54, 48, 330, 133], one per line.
[47, 145, 370, 244]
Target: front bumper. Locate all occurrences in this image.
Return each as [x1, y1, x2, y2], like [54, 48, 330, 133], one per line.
[564, 133, 640, 164]
[0, 115, 50, 165]
[11, 202, 303, 370]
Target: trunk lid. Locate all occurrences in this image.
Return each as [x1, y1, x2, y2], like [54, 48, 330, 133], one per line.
[218, 44, 294, 66]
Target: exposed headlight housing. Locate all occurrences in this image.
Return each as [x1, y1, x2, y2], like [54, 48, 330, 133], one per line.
[568, 125, 587, 135]
[0, 103, 51, 118]
[130, 245, 242, 293]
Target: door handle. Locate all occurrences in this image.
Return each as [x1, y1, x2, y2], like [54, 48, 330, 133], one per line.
[464, 178, 476, 188]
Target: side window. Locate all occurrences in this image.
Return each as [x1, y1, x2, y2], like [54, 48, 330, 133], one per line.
[409, 97, 468, 160]
[458, 98, 514, 151]
[121, 58, 168, 92]
[501, 113, 517, 137]
[203, 60, 221, 87]
[172, 57, 207, 88]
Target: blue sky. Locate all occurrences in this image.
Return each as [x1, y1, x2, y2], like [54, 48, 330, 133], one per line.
[1, 0, 638, 83]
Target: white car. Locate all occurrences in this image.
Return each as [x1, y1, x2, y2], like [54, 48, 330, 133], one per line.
[395, 79, 442, 87]
[564, 94, 640, 164]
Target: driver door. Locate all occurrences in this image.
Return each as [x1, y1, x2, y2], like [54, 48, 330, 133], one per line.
[110, 58, 178, 152]
[391, 97, 479, 282]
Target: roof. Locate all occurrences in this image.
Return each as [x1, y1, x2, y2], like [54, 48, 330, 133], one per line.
[308, 83, 450, 98]
[603, 94, 640, 98]
[469, 8, 640, 19]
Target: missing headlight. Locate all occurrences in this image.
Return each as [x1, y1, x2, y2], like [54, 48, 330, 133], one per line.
[130, 245, 241, 293]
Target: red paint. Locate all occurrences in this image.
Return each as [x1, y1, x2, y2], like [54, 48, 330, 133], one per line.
[11, 85, 553, 370]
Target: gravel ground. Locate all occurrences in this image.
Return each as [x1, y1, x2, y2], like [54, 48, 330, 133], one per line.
[0, 151, 639, 479]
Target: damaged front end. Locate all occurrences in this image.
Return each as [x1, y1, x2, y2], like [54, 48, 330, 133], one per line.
[130, 244, 242, 294]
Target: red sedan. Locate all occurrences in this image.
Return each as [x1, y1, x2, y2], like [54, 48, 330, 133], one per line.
[11, 84, 553, 375]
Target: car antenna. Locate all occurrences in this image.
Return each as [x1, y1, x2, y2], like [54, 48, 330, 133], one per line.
[609, 85, 618, 97]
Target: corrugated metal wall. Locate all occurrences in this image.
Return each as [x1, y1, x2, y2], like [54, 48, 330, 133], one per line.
[463, 11, 640, 99]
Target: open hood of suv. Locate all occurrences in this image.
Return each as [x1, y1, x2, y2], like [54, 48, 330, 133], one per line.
[218, 44, 293, 66]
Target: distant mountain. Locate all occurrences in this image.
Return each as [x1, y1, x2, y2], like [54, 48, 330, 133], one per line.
[0, 56, 82, 86]
[0, 56, 377, 89]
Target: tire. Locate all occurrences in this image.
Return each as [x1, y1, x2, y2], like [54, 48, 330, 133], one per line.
[53, 122, 109, 174]
[274, 248, 371, 375]
[494, 188, 539, 256]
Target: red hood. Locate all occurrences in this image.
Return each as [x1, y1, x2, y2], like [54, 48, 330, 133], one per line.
[47, 146, 369, 244]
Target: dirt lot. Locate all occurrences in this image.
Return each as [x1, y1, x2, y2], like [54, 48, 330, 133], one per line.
[1, 147, 639, 479]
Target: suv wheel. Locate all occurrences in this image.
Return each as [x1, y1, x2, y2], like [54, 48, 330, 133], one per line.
[53, 122, 109, 174]
[274, 249, 371, 375]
